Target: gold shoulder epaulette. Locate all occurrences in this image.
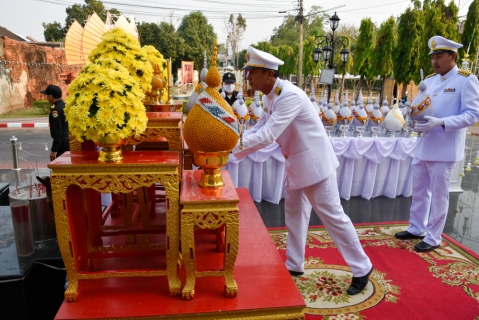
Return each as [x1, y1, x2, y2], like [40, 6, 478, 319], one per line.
[425, 73, 436, 79]
[458, 69, 472, 77]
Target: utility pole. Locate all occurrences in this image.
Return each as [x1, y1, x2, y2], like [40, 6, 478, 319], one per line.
[298, 0, 303, 88]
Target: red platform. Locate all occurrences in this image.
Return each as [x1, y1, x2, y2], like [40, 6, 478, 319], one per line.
[55, 188, 305, 319]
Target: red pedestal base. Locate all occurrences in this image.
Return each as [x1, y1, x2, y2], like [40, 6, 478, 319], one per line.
[55, 189, 305, 319]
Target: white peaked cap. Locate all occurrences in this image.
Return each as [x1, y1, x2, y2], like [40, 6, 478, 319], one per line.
[243, 46, 284, 70]
[428, 35, 463, 55]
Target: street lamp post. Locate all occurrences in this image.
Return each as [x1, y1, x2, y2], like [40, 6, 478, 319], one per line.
[312, 12, 350, 103]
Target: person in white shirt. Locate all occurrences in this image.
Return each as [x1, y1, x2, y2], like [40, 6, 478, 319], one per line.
[232, 46, 373, 295]
[395, 36, 479, 252]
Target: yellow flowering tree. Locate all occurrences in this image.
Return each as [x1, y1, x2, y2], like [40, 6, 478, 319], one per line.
[65, 27, 152, 142]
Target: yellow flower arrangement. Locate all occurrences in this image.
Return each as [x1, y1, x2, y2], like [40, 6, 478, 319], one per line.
[88, 28, 153, 93]
[65, 58, 148, 142]
[65, 27, 152, 142]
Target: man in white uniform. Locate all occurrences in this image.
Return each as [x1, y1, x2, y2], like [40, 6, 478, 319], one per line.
[395, 36, 479, 252]
[232, 46, 373, 295]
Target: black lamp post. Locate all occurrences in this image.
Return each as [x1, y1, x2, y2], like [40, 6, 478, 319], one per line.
[312, 12, 350, 103]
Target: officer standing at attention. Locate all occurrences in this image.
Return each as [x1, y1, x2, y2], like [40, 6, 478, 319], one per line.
[219, 72, 239, 106]
[232, 46, 373, 295]
[40, 84, 70, 161]
[395, 36, 479, 252]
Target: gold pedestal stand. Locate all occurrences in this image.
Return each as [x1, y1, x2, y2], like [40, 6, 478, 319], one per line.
[193, 150, 230, 188]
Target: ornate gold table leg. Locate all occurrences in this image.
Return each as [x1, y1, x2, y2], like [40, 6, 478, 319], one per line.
[51, 181, 81, 301]
[164, 176, 181, 296]
[65, 278, 79, 302]
[181, 212, 196, 299]
[224, 210, 239, 298]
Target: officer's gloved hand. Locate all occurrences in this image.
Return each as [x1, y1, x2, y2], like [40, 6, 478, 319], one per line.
[414, 116, 444, 132]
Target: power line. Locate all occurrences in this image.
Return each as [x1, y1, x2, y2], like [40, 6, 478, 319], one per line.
[339, 1, 410, 13]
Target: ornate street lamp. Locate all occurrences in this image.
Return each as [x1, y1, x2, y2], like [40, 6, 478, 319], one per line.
[312, 12, 350, 103]
[329, 12, 340, 31]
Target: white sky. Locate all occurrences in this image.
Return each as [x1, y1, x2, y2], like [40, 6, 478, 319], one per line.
[0, 0, 472, 49]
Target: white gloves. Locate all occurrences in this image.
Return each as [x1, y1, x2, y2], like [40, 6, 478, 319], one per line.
[414, 116, 444, 132]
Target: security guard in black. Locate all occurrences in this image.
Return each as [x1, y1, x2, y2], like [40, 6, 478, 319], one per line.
[218, 72, 239, 106]
[40, 85, 70, 161]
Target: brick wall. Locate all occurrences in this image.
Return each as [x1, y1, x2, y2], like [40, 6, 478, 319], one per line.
[0, 36, 82, 114]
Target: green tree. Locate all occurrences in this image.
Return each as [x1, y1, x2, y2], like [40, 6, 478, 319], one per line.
[137, 22, 185, 64]
[42, 21, 65, 42]
[460, 0, 479, 70]
[373, 16, 396, 97]
[279, 44, 298, 76]
[177, 12, 217, 72]
[65, 0, 119, 28]
[42, 0, 121, 42]
[351, 18, 376, 93]
[225, 14, 246, 69]
[417, 0, 459, 81]
[270, 6, 327, 47]
[237, 49, 247, 69]
[394, 7, 422, 96]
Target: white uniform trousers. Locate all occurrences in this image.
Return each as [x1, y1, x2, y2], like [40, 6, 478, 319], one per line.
[407, 158, 455, 246]
[284, 173, 372, 277]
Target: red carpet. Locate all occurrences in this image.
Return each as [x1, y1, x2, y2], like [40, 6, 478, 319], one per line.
[269, 222, 479, 319]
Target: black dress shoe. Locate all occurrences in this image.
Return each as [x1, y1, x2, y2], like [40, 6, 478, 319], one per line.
[394, 230, 425, 240]
[347, 266, 373, 295]
[288, 270, 304, 276]
[414, 241, 439, 252]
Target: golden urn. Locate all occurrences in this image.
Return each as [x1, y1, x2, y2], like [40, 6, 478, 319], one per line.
[183, 43, 240, 188]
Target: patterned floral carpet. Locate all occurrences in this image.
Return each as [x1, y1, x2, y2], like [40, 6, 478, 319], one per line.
[269, 222, 479, 320]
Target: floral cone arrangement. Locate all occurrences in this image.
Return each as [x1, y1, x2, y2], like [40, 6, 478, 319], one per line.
[65, 27, 155, 161]
[183, 41, 241, 187]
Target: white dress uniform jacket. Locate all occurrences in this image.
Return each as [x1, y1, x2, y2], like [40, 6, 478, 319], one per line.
[232, 78, 338, 189]
[408, 66, 479, 246]
[416, 66, 479, 161]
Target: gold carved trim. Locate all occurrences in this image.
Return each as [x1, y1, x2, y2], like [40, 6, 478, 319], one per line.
[77, 270, 168, 280]
[84, 307, 304, 319]
[48, 165, 179, 175]
[124, 128, 183, 151]
[181, 208, 238, 230]
[50, 173, 177, 194]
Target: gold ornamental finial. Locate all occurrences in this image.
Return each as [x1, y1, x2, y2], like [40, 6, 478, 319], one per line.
[206, 41, 221, 88]
[212, 40, 217, 64]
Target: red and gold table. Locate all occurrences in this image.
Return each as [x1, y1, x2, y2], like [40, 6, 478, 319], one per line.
[48, 151, 181, 302]
[180, 170, 240, 299]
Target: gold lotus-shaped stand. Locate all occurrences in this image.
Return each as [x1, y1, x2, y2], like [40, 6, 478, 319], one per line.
[193, 150, 230, 188]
